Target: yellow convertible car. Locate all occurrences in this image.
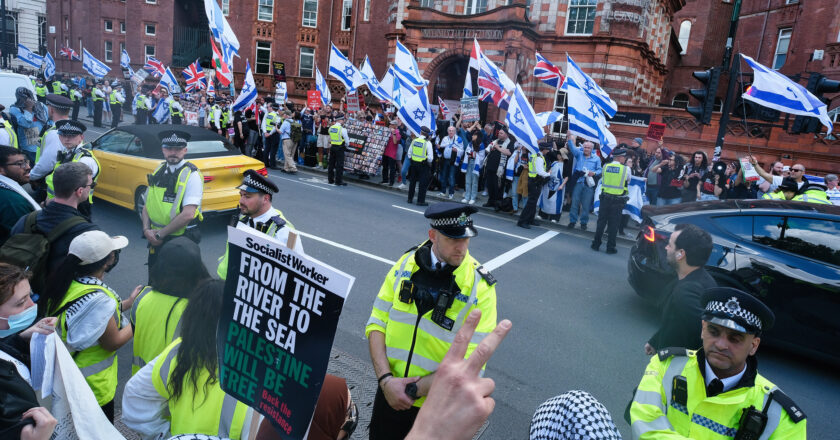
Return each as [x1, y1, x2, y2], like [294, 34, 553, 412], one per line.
[89, 124, 266, 216]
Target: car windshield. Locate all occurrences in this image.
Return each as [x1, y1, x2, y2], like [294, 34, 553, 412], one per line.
[185, 140, 235, 155]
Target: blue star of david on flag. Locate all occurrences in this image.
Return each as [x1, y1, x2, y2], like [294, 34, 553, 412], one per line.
[413, 108, 425, 120]
[513, 109, 525, 126]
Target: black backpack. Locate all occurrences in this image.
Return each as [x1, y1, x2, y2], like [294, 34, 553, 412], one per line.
[0, 212, 87, 294]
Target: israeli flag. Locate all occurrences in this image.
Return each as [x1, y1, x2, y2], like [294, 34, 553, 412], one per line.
[462, 69, 473, 99]
[16, 44, 43, 68]
[535, 111, 564, 128]
[233, 60, 257, 112]
[741, 54, 833, 132]
[394, 40, 425, 88]
[538, 162, 566, 215]
[82, 48, 111, 79]
[360, 56, 392, 103]
[566, 77, 616, 156]
[397, 86, 435, 137]
[315, 66, 332, 107]
[504, 84, 544, 155]
[328, 43, 365, 92]
[594, 176, 648, 222]
[120, 49, 131, 69]
[204, 0, 239, 66]
[563, 55, 617, 118]
[159, 67, 182, 93]
[43, 52, 56, 81]
[152, 97, 170, 123]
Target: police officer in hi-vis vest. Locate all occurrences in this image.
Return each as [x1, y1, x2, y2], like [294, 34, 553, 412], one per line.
[407, 126, 434, 206]
[630, 287, 806, 439]
[591, 148, 630, 254]
[260, 103, 280, 169]
[44, 120, 100, 220]
[327, 114, 349, 186]
[109, 82, 125, 129]
[517, 143, 551, 229]
[366, 202, 498, 439]
[141, 130, 204, 277]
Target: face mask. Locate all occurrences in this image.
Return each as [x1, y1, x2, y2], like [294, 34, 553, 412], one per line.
[0, 303, 37, 338]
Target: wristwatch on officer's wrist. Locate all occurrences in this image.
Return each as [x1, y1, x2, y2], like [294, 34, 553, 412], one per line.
[154, 232, 161, 241]
[405, 382, 419, 401]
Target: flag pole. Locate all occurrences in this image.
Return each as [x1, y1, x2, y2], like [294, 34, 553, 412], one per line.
[712, 0, 743, 162]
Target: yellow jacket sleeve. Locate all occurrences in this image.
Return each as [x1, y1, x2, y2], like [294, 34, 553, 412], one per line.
[365, 256, 407, 338]
[629, 355, 691, 440]
[463, 281, 497, 371]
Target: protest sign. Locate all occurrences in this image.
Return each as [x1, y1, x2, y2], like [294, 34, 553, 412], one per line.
[184, 111, 198, 126]
[460, 97, 479, 124]
[130, 68, 148, 88]
[739, 157, 760, 182]
[343, 119, 390, 174]
[273, 61, 287, 82]
[346, 92, 362, 113]
[218, 226, 353, 439]
[276, 82, 288, 105]
[307, 91, 321, 110]
[645, 122, 666, 141]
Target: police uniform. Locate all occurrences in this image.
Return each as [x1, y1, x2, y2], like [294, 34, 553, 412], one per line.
[0, 113, 16, 149]
[591, 148, 630, 254]
[70, 87, 83, 121]
[136, 93, 151, 125]
[110, 83, 125, 129]
[761, 177, 798, 201]
[792, 183, 831, 204]
[92, 83, 106, 127]
[518, 146, 550, 229]
[261, 104, 280, 168]
[210, 99, 222, 133]
[43, 120, 100, 219]
[35, 82, 47, 103]
[366, 203, 498, 439]
[630, 288, 806, 439]
[327, 116, 349, 186]
[169, 96, 185, 125]
[144, 131, 204, 274]
[407, 126, 434, 206]
[216, 170, 296, 279]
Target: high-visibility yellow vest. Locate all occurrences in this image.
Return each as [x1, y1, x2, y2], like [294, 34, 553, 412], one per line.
[221, 108, 230, 126]
[761, 191, 786, 200]
[146, 161, 203, 236]
[263, 112, 278, 132]
[601, 161, 628, 195]
[109, 90, 121, 105]
[36, 125, 56, 163]
[792, 189, 831, 204]
[211, 104, 222, 125]
[92, 89, 104, 102]
[128, 286, 188, 375]
[70, 90, 80, 102]
[137, 97, 148, 110]
[169, 101, 183, 118]
[328, 123, 344, 145]
[528, 153, 545, 178]
[152, 339, 250, 438]
[55, 279, 122, 406]
[45, 145, 100, 202]
[52, 81, 63, 94]
[630, 349, 806, 439]
[1, 119, 17, 149]
[35, 85, 47, 97]
[216, 210, 294, 279]
[409, 137, 428, 162]
[365, 246, 498, 407]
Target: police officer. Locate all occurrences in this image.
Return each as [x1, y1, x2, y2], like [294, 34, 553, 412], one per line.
[216, 170, 296, 279]
[591, 148, 630, 254]
[110, 82, 125, 129]
[630, 287, 806, 439]
[0, 109, 17, 149]
[260, 103, 279, 168]
[169, 94, 185, 125]
[407, 126, 434, 206]
[518, 143, 551, 229]
[141, 130, 204, 277]
[35, 79, 48, 103]
[135, 89, 151, 125]
[92, 82, 106, 127]
[209, 96, 223, 135]
[792, 182, 831, 204]
[69, 85, 83, 121]
[44, 120, 100, 219]
[761, 177, 798, 200]
[366, 202, 498, 439]
[327, 114, 349, 186]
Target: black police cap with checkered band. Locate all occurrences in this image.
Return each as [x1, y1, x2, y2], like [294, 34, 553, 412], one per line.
[55, 119, 86, 136]
[701, 287, 775, 334]
[237, 169, 278, 194]
[158, 130, 191, 149]
[424, 202, 478, 239]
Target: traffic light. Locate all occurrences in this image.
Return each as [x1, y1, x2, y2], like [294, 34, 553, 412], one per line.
[791, 73, 840, 134]
[686, 67, 722, 125]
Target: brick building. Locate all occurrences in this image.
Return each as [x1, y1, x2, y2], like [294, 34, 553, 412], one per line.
[4, 0, 47, 70]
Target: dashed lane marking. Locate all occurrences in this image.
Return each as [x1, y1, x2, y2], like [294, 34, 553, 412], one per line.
[483, 230, 559, 271]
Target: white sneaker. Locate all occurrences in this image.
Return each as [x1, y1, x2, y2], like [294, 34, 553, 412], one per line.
[460, 198, 468, 203]
[468, 199, 475, 205]
[437, 192, 446, 198]
[551, 219, 559, 224]
[447, 194, 454, 200]
[398, 183, 406, 189]
[481, 191, 488, 196]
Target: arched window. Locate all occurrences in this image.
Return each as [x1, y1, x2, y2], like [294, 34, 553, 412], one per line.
[672, 93, 689, 109]
[678, 20, 691, 55]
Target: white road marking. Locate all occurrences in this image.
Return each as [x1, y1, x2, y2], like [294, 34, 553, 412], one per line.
[483, 231, 559, 271]
[297, 231, 395, 265]
[390, 204, 529, 240]
[270, 173, 332, 191]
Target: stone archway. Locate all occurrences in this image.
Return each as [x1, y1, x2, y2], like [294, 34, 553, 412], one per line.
[426, 50, 470, 101]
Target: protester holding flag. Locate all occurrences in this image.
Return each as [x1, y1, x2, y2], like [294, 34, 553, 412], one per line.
[566, 135, 601, 231]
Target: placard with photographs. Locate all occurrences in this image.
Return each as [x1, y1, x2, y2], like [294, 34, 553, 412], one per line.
[343, 119, 390, 175]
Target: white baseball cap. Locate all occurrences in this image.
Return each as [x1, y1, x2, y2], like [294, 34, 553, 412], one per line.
[69, 231, 129, 265]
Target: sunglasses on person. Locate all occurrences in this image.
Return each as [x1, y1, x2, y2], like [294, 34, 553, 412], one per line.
[791, 168, 804, 173]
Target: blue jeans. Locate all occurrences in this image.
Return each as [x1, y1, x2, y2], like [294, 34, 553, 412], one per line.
[657, 197, 681, 206]
[401, 156, 411, 182]
[86, 98, 93, 117]
[440, 160, 456, 195]
[570, 181, 595, 225]
[699, 193, 719, 201]
[645, 186, 659, 206]
[463, 160, 478, 200]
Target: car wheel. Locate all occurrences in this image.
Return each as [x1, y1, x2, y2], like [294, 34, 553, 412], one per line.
[134, 186, 147, 220]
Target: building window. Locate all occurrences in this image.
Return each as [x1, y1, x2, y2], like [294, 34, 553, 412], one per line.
[566, 0, 597, 35]
[299, 46, 315, 77]
[773, 28, 792, 69]
[145, 23, 156, 36]
[105, 19, 113, 32]
[302, 0, 318, 27]
[785, 0, 798, 4]
[104, 41, 113, 62]
[419, 0, 432, 6]
[145, 0, 156, 4]
[38, 17, 46, 50]
[255, 41, 271, 74]
[341, 0, 352, 31]
[221, 0, 229, 15]
[3, 12, 17, 47]
[145, 45, 155, 61]
[678, 20, 691, 55]
[672, 93, 689, 109]
[120, 41, 125, 55]
[363, 0, 370, 21]
[120, 21, 125, 33]
[465, 0, 488, 14]
[258, 0, 274, 21]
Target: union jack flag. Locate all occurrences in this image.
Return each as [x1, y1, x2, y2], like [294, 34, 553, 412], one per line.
[59, 46, 81, 61]
[438, 96, 453, 120]
[144, 57, 166, 77]
[534, 52, 564, 88]
[182, 60, 206, 92]
[207, 79, 215, 96]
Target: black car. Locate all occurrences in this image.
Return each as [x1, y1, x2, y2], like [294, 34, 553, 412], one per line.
[628, 199, 840, 363]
